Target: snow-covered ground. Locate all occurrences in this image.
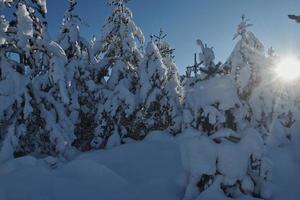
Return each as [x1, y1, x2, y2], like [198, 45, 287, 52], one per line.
[0, 132, 299, 200]
[266, 141, 300, 200]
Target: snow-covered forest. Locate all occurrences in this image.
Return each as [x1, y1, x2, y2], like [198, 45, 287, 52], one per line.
[0, 0, 300, 199]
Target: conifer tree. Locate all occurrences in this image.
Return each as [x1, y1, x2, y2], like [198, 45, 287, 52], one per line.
[137, 41, 169, 136]
[197, 39, 223, 80]
[183, 39, 244, 135]
[227, 16, 298, 144]
[152, 29, 183, 134]
[250, 52, 299, 145]
[223, 15, 276, 137]
[57, 0, 97, 151]
[225, 15, 266, 101]
[183, 39, 271, 200]
[0, 0, 74, 162]
[91, 0, 144, 148]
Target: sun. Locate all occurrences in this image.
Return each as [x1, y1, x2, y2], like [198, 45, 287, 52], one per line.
[275, 56, 300, 81]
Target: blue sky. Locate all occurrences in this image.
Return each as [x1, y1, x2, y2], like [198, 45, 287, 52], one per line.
[47, 0, 300, 74]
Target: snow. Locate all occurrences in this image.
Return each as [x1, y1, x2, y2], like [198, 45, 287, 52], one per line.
[45, 41, 67, 60]
[226, 16, 266, 101]
[266, 142, 300, 200]
[179, 128, 272, 199]
[186, 76, 240, 114]
[217, 142, 250, 185]
[210, 128, 239, 140]
[49, 56, 69, 104]
[103, 81, 136, 117]
[267, 119, 290, 146]
[184, 75, 242, 132]
[139, 41, 167, 103]
[95, 0, 145, 141]
[17, 3, 33, 50]
[0, 131, 299, 200]
[0, 125, 17, 163]
[0, 15, 8, 45]
[1, 1, 300, 200]
[197, 39, 217, 76]
[0, 138, 186, 200]
[144, 130, 175, 142]
[233, 15, 253, 40]
[0, 71, 28, 115]
[180, 136, 217, 176]
[36, 0, 47, 14]
[106, 131, 121, 148]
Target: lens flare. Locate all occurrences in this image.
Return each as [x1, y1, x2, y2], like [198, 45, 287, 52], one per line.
[275, 56, 300, 81]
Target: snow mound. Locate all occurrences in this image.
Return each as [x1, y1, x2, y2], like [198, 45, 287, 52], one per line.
[180, 128, 271, 200]
[145, 130, 175, 142]
[0, 140, 186, 200]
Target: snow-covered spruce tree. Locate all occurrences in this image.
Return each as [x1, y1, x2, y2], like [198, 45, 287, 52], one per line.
[223, 15, 282, 137]
[152, 29, 183, 134]
[225, 16, 299, 144]
[182, 39, 271, 198]
[0, 5, 21, 162]
[183, 39, 245, 135]
[57, 0, 98, 151]
[137, 41, 169, 136]
[249, 52, 300, 145]
[57, 0, 91, 58]
[196, 39, 223, 80]
[224, 15, 266, 101]
[91, 0, 144, 148]
[0, 0, 75, 162]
